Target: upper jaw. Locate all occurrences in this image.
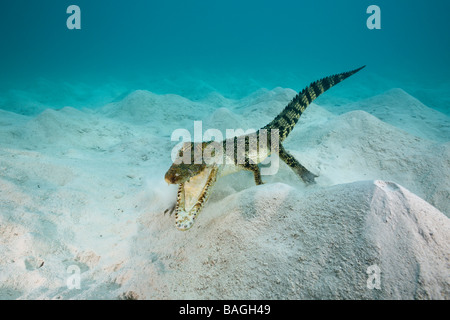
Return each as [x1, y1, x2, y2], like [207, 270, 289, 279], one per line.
[165, 172, 187, 185]
[174, 165, 219, 231]
[164, 176, 172, 184]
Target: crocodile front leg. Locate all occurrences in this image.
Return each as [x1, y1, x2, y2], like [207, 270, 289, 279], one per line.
[241, 163, 264, 185]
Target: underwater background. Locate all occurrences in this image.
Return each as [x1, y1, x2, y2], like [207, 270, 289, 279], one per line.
[1, 0, 449, 300]
[0, 0, 449, 115]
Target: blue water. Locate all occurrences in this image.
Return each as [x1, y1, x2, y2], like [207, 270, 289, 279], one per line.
[1, 0, 449, 114]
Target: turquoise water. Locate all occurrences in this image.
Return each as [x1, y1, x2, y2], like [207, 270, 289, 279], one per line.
[1, 0, 449, 114]
[1, 1, 449, 300]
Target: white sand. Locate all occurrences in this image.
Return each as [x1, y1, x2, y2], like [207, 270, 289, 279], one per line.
[0, 87, 449, 299]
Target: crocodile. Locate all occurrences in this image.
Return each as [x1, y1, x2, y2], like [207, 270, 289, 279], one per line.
[164, 66, 365, 230]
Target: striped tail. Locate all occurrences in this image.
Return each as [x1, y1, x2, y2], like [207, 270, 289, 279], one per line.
[262, 65, 365, 141]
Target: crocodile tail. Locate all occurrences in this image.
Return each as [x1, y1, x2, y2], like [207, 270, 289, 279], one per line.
[262, 65, 365, 141]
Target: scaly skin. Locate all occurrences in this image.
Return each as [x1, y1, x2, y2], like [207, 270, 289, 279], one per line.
[165, 66, 365, 230]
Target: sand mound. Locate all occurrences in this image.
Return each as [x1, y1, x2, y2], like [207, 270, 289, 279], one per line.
[1, 179, 448, 299]
[326, 88, 450, 142]
[130, 180, 449, 299]
[285, 109, 450, 215]
[0, 86, 449, 300]
[203, 107, 248, 133]
[100, 90, 209, 125]
[5, 107, 131, 151]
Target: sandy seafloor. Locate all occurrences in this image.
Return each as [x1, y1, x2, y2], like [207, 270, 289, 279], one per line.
[0, 74, 449, 300]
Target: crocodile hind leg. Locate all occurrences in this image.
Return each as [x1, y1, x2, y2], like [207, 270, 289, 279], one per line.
[279, 144, 317, 184]
[241, 163, 264, 185]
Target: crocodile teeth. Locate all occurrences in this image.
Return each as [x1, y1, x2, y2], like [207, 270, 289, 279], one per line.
[175, 166, 218, 231]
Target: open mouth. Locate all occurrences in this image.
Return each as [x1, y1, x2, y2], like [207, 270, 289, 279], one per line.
[175, 165, 219, 230]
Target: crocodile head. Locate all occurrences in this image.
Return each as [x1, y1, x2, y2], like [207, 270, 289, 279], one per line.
[165, 142, 219, 230]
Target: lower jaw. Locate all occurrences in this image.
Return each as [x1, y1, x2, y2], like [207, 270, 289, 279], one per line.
[175, 166, 218, 230]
